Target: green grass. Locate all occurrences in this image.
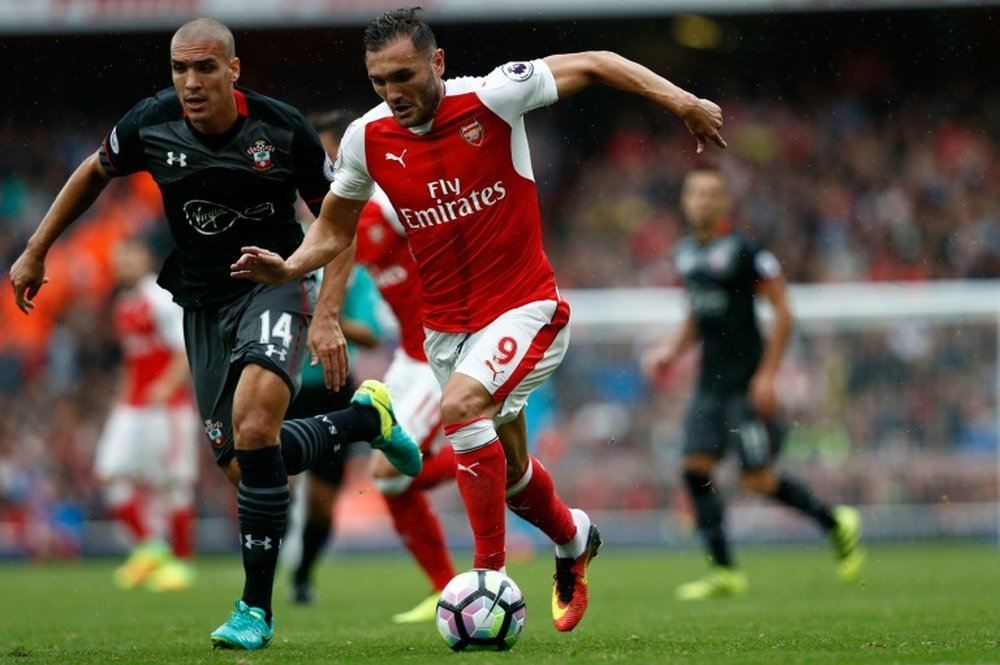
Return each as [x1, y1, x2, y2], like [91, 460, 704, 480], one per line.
[4, 543, 999, 664]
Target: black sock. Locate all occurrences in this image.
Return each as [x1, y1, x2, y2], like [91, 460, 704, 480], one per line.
[236, 446, 289, 622]
[294, 518, 333, 586]
[683, 470, 733, 568]
[280, 404, 379, 474]
[772, 474, 837, 531]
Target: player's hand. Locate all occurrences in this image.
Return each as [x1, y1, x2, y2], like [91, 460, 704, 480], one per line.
[9, 249, 49, 315]
[749, 372, 778, 419]
[682, 98, 727, 154]
[640, 344, 673, 382]
[230, 246, 292, 285]
[308, 309, 349, 390]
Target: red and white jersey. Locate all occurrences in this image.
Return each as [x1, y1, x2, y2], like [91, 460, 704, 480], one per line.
[332, 60, 562, 333]
[112, 275, 189, 407]
[355, 188, 428, 362]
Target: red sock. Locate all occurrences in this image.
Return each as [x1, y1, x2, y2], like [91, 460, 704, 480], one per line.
[506, 455, 576, 545]
[408, 445, 456, 493]
[386, 491, 455, 590]
[111, 495, 149, 542]
[169, 506, 196, 559]
[451, 437, 507, 570]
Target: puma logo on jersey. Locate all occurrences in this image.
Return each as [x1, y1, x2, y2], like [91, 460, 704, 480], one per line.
[457, 461, 481, 477]
[385, 149, 407, 167]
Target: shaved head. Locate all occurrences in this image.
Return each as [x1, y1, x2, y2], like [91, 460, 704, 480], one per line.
[172, 17, 235, 59]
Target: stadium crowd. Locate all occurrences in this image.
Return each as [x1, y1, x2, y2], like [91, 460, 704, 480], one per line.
[1, 19, 998, 557]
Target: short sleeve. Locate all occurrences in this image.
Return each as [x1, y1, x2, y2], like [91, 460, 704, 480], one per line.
[329, 118, 375, 201]
[753, 248, 782, 281]
[476, 59, 559, 125]
[99, 98, 156, 177]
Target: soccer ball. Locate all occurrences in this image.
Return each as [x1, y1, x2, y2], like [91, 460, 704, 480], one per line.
[435, 569, 526, 651]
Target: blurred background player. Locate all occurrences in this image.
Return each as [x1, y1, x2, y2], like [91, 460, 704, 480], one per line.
[95, 237, 199, 592]
[283, 109, 383, 605]
[641, 166, 866, 600]
[306, 110, 457, 621]
[284, 261, 382, 604]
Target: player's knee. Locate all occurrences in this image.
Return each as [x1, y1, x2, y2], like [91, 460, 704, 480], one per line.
[440, 390, 489, 425]
[233, 412, 280, 449]
[740, 469, 776, 495]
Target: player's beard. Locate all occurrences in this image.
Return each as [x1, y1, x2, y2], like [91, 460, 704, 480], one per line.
[406, 80, 444, 127]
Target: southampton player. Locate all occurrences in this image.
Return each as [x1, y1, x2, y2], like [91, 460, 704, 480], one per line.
[9, 18, 421, 651]
[641, 166, 865, 600]
[231, 8, 725, 632]
[96, 237, 199, 593]
[356, 187, 459, 624]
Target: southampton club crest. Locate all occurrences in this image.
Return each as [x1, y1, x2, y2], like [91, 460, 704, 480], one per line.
[247, 139, 276, 171]
[204, 419, 227, 449]
[460, 119, 485, 147]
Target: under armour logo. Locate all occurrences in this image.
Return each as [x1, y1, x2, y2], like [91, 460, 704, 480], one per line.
[166, 151, 187, 167]
[384, 149, 407, 168]
[244, 534, 272, 550]
[457, 461, 481, 477]
[264, 344, 287, 361]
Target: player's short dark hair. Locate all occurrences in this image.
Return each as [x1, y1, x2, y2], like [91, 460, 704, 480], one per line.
[363, 7, 437, 54]
[307, 109, 354, 138]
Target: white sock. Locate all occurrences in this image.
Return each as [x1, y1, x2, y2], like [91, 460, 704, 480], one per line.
[555, 508, 591, 560]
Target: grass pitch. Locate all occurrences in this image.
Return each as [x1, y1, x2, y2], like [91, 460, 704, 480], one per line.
[4, 542, 998, 664]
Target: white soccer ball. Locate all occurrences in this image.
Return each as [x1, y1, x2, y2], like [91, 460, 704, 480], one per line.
[435, 568, 526, 651]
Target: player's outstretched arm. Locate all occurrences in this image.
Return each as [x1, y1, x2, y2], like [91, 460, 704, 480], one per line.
[543, 51, 726, 154]
[9, 150, 111, 314]
[231, 193, 366, 284]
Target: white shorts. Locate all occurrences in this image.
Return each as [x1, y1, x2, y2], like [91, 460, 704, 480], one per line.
[424, 299, 571, 425]
[94, 402, 199, 486]
[383, 348, 444, 453]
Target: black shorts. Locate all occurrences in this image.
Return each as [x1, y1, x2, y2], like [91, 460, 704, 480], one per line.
[185, 278, 316, 466]
[682, 389, 787, 471]
[285, 375, 358, 486]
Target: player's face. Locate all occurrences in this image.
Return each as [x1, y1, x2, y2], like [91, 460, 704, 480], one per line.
[681, 171, 731, 242]
[170, 38, 240, 134]
[366, 37, 445, 128]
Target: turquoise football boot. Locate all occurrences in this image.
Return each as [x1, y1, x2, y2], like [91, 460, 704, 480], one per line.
[210, 600, 273, 650]
[352, 379, 422, 477]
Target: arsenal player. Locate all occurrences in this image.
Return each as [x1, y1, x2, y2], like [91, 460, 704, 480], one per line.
[232, 6, 725, 633]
